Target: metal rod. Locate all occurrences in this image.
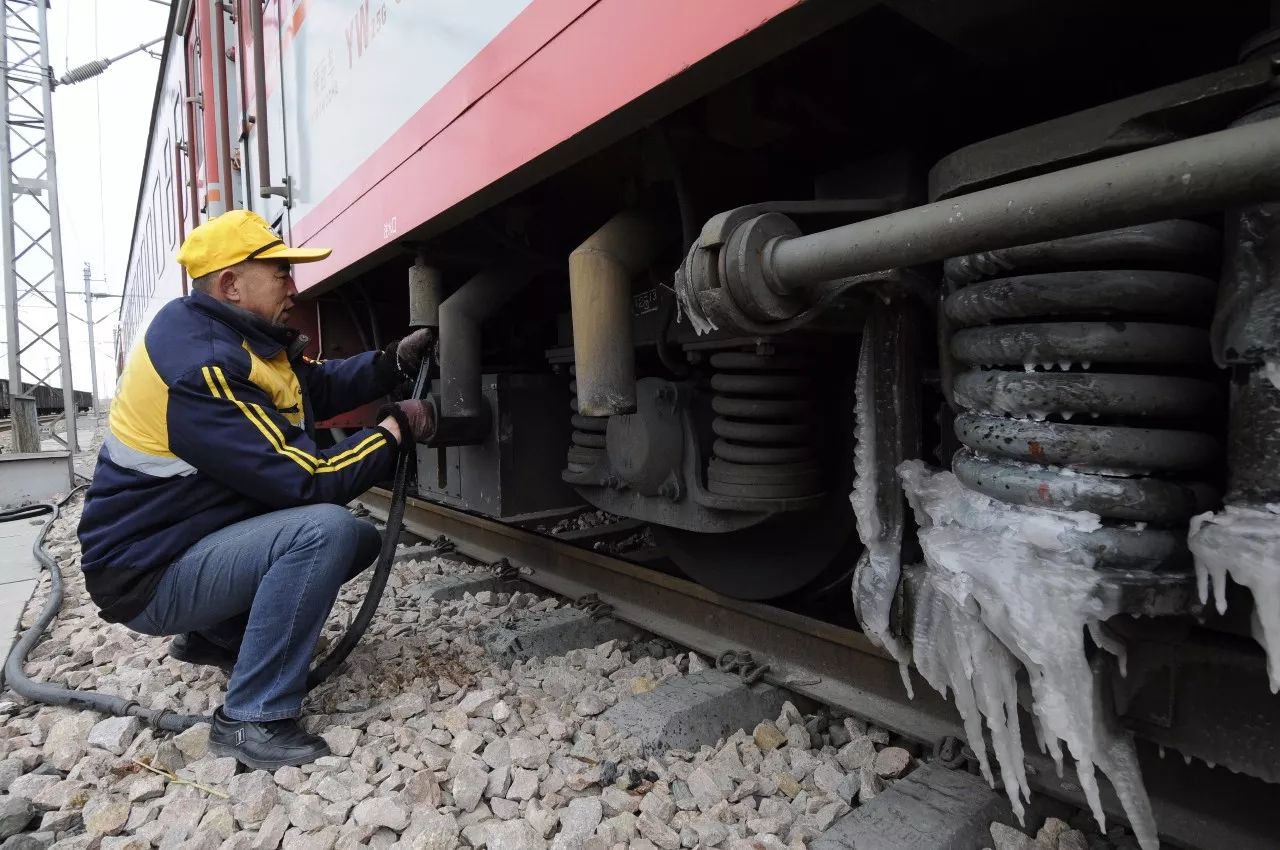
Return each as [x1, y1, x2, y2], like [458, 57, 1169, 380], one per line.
[36, 0, 77, 470]
[767, 116, 1280, 291]
[0, 5, 20, 412]
[249, 0, 286, 206]
[105, 37, 167, 65]
[83, 264, 100, 417]
[57, 37, 166, 86]
[193, 0, 223, 216]
[207, 0, 233, 211]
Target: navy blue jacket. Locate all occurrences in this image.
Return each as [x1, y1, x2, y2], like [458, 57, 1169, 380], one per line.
[78, 291, 401, 623]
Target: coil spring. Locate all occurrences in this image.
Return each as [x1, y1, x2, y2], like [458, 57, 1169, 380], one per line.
[567, 366, 608, 473]
[943, 220, 1223, 564]
[708, 351, 822, 499]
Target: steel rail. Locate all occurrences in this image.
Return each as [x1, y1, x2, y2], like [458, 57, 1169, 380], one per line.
[0, 412, 62, 434]
[360, 490, 958, 739]
[360, 489, 1280, 850]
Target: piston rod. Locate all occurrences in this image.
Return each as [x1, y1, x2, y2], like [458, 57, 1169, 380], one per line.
[763, 116, 1280, 291]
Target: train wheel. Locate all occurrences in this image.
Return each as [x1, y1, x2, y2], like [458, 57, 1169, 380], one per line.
[652, 498, 860, 601]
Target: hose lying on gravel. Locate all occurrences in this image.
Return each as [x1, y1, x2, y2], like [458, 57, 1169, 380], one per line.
[1, 490, 208, 732]
[1, 356, 431, 732]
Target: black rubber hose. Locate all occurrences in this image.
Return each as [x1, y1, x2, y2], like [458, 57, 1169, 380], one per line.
[306, 355, 430, 689]
[2, 490, 208, 732]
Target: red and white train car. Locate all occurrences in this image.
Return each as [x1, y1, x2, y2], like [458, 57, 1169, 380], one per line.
[120, 0, 816, 357]
[120, 2, 1280, 844]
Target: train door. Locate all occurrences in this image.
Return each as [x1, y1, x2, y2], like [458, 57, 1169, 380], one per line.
[238, 0, 293, 236]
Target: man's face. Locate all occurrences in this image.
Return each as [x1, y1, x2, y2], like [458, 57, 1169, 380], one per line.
[220, 260, 297, 324]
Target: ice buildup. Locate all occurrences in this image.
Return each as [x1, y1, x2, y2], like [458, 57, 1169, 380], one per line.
[896, 461, 1159, 850]
[1189, 504, 1280, 693]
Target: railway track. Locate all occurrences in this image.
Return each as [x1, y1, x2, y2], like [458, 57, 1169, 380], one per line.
[360, 489, 1280, 850]
[0, 413, 65, 434]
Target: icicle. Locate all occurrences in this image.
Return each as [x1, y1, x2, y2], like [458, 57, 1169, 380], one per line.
[1088, 621, 1127, 677]
[1265, 360, 1280, 392]
[849, 321, 910, 670]
[898, 462, 1160, 849]
[1189, 505, 1280, 692]
[904, 567, 1029, 822]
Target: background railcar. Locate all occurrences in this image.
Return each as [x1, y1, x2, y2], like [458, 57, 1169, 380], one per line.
[0, 379, 92, 417]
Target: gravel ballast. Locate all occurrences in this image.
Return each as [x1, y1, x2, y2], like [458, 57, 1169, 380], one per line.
[1, 434, 1130, 850]
[0, 492, 933, 850]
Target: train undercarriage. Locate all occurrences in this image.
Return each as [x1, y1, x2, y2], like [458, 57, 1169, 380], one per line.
[296, 3, 1280, 845]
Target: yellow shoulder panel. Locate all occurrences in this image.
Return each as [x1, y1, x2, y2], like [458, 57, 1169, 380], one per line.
[108, 342, 176, 458]
[242, 342, 306, 428]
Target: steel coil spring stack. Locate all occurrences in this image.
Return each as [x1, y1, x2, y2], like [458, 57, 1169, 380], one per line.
[708, 351, 822, 500]
[567, 365, 608, 475]
[943, 220, 1225, 568]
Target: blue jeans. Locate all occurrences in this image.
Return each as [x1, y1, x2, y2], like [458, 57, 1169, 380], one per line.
[125, 504, 382, 721]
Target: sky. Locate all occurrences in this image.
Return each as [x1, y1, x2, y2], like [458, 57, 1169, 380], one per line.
[0, 0, 170, 403]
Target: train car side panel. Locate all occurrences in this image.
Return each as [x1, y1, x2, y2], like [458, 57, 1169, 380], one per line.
[284, 0, 802, 292]
[117, 31, 195, 366]
[277, 0, 536, 240]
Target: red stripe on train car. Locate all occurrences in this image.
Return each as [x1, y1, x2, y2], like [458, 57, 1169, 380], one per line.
[291, 0, 800, 293]
[290, 0, 596, 251]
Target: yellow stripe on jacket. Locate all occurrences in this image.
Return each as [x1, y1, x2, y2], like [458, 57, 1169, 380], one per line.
[205, 366, 387, 474]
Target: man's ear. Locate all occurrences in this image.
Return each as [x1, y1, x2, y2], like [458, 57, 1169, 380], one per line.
[217, 267, 240, 302]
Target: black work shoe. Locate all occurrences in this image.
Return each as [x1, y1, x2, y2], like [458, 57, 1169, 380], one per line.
[169, 633, 237, 673]
[207, 708, 331, 769]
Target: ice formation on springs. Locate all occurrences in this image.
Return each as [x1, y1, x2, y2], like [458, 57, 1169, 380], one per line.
[896, 461, 1158, 850]
[850, 329, 909, 671]
[1189, 504, 1280, 693]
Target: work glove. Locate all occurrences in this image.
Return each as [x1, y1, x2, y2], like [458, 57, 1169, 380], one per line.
[379, 400, 434, 445]
[394, 328, 436, 378]
[396, 400, 434, 443]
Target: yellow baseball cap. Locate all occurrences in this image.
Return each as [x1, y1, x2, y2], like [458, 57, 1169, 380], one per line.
[176, 210, 331, 279]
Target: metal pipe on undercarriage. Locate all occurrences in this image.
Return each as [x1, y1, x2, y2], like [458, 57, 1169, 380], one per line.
[429, 265, 534, 445]
[569, 210, 666, 417]
[762, 115, 1280, 294]
[408, 255, 443, 331]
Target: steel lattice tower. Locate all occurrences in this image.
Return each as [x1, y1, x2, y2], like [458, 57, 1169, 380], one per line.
[0, 0, 77, 473]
